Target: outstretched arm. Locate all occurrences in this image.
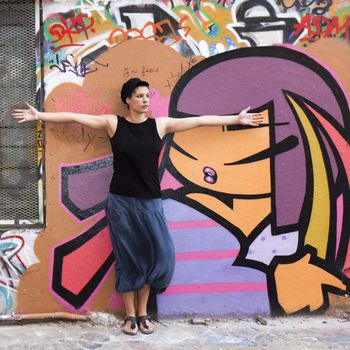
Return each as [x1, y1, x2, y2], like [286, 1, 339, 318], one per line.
[12, 102, 116, 132]
[161, 107, 264, 134]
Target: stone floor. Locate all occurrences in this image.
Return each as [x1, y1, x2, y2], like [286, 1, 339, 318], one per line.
[1, 313, 350, 349]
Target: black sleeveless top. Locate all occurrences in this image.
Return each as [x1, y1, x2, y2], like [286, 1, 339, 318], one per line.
[109, 115, 163, 198]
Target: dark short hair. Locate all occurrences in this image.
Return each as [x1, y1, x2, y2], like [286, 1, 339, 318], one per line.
[120, 78, 149, 104]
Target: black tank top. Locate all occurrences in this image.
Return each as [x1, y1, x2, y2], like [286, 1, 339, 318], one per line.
[109, 115, 163, 198]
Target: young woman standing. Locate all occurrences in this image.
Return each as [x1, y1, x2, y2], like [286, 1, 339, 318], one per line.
[12, 77, 263, 335]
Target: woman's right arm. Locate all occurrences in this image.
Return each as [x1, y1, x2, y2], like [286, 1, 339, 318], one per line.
[12, 102, 116, 132]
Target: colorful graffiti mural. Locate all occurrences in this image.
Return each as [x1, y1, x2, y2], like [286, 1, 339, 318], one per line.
[3, 0, 350, 316]
[0, 229, 40, 314]
[157, 46, 350, 316]
[41, 45, 350, 316]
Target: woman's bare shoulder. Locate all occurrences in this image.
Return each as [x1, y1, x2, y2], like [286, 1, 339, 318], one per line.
[104, 114, 118, 138]
[155, 117, 168, 139]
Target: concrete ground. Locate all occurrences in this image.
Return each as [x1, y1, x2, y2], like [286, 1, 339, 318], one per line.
[1, 313, 350, 350]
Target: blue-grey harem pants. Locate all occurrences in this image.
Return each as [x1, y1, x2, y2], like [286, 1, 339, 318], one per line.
[106, 192, 175, 293]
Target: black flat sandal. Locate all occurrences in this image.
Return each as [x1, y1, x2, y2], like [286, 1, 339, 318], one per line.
[137, 315, 154, 334]
[122, 316, 138, 335]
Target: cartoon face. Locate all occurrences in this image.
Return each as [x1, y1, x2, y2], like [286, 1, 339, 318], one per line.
[169, 111, 271, 196]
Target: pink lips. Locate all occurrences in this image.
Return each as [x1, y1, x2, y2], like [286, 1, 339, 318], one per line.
[203, 166, 217, 184]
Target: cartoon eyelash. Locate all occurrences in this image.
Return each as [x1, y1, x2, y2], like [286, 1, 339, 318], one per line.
[171, 141, 198, 160]
[224, 122, 289, 132]
[170, 125, 296, 164]
[224, 135, 299, 165]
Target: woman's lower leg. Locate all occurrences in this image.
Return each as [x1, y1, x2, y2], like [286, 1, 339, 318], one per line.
[121, 291, 137, 333]
[137, 284, 151, 316]
[137, 284, 154, 333]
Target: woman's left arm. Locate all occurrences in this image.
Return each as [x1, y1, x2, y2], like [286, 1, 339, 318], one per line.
[162, 107, 264, 134]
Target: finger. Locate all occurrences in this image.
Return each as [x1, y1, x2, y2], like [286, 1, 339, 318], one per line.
[12, 115, 24, 118]
[13, 108, 26, 112]
[242, 106, 251, 113]
[17, 119, 26, 123]
[25, 101, 32, 109]
[248, 118, 260, 125]
[321, 270, 347, 291]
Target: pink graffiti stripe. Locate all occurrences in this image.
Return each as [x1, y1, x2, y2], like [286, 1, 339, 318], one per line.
[164, 282, 267, 295]
[336, 194, 344, 257]
[176, 249, 239, 261]
[306, 105, 350, 177]
[168, 219, 220, 229]
[306, 104, 350, 271]
[160, 169, 183, 190]
[61, 227, 112, 295]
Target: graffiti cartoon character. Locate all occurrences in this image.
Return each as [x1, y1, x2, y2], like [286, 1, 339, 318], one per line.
[158, 46, 350, 315]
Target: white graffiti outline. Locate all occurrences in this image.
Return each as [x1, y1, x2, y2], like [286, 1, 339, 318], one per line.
[228, 0, 306, 46]
[71, 0, 110, 21]
[0, 236, 25, 298]
[0, 230, 40, 314]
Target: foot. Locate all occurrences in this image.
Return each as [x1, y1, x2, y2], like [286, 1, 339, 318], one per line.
[137, 315, 155, 334]
[122, 316, 138, 335]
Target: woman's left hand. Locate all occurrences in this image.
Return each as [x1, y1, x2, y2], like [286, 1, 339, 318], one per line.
[237, 106, 264, 126]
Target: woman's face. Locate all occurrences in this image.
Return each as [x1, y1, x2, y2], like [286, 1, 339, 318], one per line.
[126, 86, 150, 113]
[169, 110, 271, 195]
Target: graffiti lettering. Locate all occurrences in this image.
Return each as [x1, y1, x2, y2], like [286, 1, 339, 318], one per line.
[37, 129, 43, 149]
[108, 19, 182, 47]
[294, 13, 350, 42]
[55, 88, 113, 115]
[174, 0, 302, 55]
[48, 13, 95, 52]
[164, 56, 198, 90]
[53, 125, 99, 152]
[172, 0, 232, 10]
[276, 0, 332, 15]
[49, 54, 108, 77]
[0, 231, 39, 314]
[123, 65, 159, 79]
[71, 0, 109, 21]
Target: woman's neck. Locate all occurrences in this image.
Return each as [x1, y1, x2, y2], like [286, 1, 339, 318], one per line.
[126, 110, 147, 123]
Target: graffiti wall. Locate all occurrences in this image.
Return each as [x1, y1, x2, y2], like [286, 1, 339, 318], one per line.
[5, 0, 350, 317]
[0, 229, 40, 314]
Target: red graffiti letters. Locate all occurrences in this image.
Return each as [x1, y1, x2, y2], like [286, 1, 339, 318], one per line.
[108, 19, 181, 47]
[294, 13, 350, 42]
[48, 13, 95, 51]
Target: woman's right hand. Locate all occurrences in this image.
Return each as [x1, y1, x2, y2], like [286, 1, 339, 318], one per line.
[12, 102, 40, 123]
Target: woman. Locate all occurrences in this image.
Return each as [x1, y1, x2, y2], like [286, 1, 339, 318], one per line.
[12, 77, 263, 335]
